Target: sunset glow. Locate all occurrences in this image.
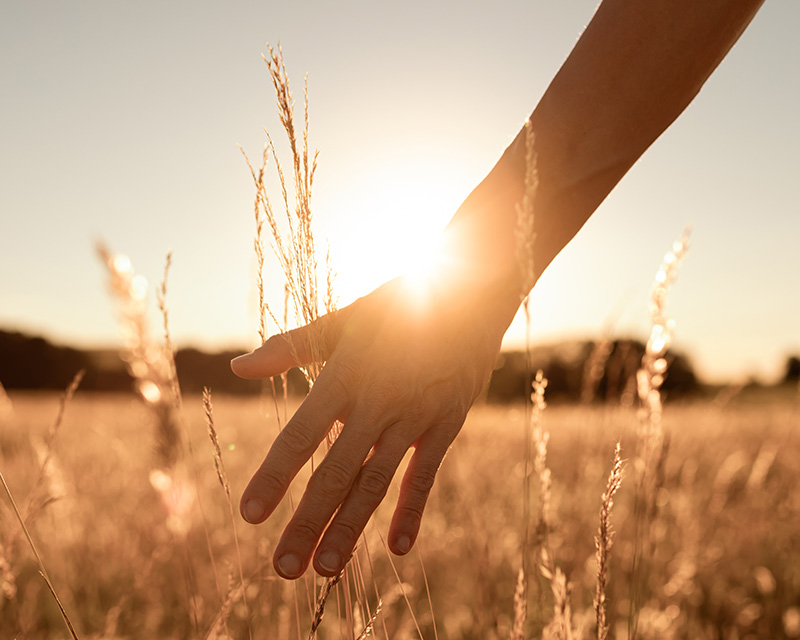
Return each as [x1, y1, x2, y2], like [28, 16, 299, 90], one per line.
[0, 1, 798, 383]
[320, 164, 464, 306]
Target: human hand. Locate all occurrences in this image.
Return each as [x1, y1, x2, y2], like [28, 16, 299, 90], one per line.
[231, 270, 520, 579]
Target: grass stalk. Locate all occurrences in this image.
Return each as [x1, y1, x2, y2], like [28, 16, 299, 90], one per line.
[0, 469, 79, 639]
[515, 117, 539, 640]
[24, 368, 84, 522]
[594, 442, 623, 640]
[629, 227, 691, 639]
[203, 387, 252, 638]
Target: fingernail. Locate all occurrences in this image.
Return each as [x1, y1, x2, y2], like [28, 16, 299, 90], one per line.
[318, 549, 341, 573]
[243, 498, 265, 523]
[277, 552, 302, 578]
[395, 535, 411, 554]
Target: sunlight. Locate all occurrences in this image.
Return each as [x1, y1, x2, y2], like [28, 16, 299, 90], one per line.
[320, 162, 468, 306]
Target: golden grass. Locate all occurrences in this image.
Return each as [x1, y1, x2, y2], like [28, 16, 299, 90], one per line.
[594, 442, 623, 640]
[237, 43, 417, 639]
[0, 371, 85, 639]
[629, 227, 691, 639]
[1, 389, 799, 637]
[4, 46, 798, 640]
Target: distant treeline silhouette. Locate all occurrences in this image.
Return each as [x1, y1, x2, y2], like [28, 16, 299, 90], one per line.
[0, 330, 266, 395]
[3, 328, 798, 402]
[485, 339, 698, 403]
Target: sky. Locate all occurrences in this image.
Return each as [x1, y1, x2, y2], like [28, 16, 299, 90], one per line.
[1, 1, 798, 385]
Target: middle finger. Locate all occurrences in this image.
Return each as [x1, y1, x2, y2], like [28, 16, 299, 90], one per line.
[272, 411, 383, 578]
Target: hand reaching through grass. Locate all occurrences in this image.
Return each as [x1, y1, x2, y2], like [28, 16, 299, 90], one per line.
[235, 0, 763, 579]
[232, 272, 521, 578]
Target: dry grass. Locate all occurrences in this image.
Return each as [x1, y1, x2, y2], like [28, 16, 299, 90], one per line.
[1, 386, 799, 637]
[629, 228, 691, 639]
[3, 49, 799, 640]
[594, 442, 623, 640]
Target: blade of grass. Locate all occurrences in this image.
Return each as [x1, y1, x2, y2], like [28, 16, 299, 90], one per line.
[0, 469, 79, 639]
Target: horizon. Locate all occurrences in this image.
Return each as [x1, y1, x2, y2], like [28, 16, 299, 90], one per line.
[2, 1, 798, 386]
[1, 323, 796, 388]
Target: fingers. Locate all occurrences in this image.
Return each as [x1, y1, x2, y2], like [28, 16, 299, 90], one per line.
[388, 426, 455, 556]
[231, 308, 351, 379]
[239, 364, 351, 527]
[272, 415, 381, 579]
[265, 413, 458, 578]
[290, 422, 456, 578]
[230, 333, 300, 379]
[310, 428, 413, 576]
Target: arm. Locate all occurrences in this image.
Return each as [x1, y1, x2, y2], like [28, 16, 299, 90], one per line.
[446, 0, 764, 289]
[232, 0, 764, 580]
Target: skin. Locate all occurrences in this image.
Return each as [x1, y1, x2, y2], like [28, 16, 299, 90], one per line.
[232, 0, 765, 579]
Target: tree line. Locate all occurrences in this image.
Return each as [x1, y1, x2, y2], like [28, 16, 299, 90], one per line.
[2, 329, 798, 402]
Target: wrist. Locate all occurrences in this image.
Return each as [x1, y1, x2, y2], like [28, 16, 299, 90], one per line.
[436, 131, 533, 311]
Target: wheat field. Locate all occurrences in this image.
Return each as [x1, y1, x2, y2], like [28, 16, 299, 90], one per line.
[3, 45, 799, 640]
[1, 383, 799, 639]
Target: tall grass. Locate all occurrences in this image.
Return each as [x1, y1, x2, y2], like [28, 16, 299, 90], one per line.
[594, 442, 622, 640]
[0, 371, 85, 639]
[3, 46, 799, 639]
[1, 376, 798, 636]
[239, 44, 437, 639]
[629, 227, 691, 639]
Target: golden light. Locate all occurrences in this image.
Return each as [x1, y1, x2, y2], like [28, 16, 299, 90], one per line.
[129, 274, 148, 301]
[322, 162, 466, 305]
[138, 380, 162, 404]
[113, 254, 132, 274]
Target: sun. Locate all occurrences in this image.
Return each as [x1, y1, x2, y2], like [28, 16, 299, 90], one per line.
[319, 162, 470, 306]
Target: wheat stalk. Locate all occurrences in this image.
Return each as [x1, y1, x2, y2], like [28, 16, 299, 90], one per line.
[515, 119, 540, 640]
[97, 243, 182, 469]
[511, 567, 527, 640]
[515, 119, 539, 297]
[527, 371, 579, 640]
[241, 45, 325, 376]
[594, 442, 623, 640]
[356, 597, 383, 639]
[308, 568, 346, 638]
[629, 227, 690, 639]
[532, 371, 551, 542]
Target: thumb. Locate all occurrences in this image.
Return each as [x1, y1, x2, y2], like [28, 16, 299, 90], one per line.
[230, 308, 349, 380]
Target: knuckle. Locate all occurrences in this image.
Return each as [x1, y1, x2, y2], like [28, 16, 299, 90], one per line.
[361, 381, 416, 424]
[408, 465, 438, 496]
[326, 517, 363, 546]
[252, 465, 285, 495]
[353, 465, 393, 502]
[311, 457, 355, 497]
[288, 517, 323, 546]
[278, 423, 318, 458]
[397, 503, 425, 523]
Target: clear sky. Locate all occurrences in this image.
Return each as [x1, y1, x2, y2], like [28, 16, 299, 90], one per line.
[1, 1, 798, 384]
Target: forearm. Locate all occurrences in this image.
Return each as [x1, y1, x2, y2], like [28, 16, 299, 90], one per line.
[443, 0, 763, 303]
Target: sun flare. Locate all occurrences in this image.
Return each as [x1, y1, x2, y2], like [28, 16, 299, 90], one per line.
[321, 163, 469, 305]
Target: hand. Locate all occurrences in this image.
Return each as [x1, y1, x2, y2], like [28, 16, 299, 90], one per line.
[231, 270, 519, 579]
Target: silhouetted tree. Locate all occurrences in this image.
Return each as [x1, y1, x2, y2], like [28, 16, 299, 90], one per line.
[784, 355, 800, 382]
[0, 330, 89, 389]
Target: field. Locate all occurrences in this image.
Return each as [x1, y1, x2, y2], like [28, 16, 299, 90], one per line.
[1, 385, 799, 639]
[3, 43, 798, 640]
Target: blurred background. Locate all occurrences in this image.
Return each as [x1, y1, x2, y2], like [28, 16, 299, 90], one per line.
[2, 0, 799, 387]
